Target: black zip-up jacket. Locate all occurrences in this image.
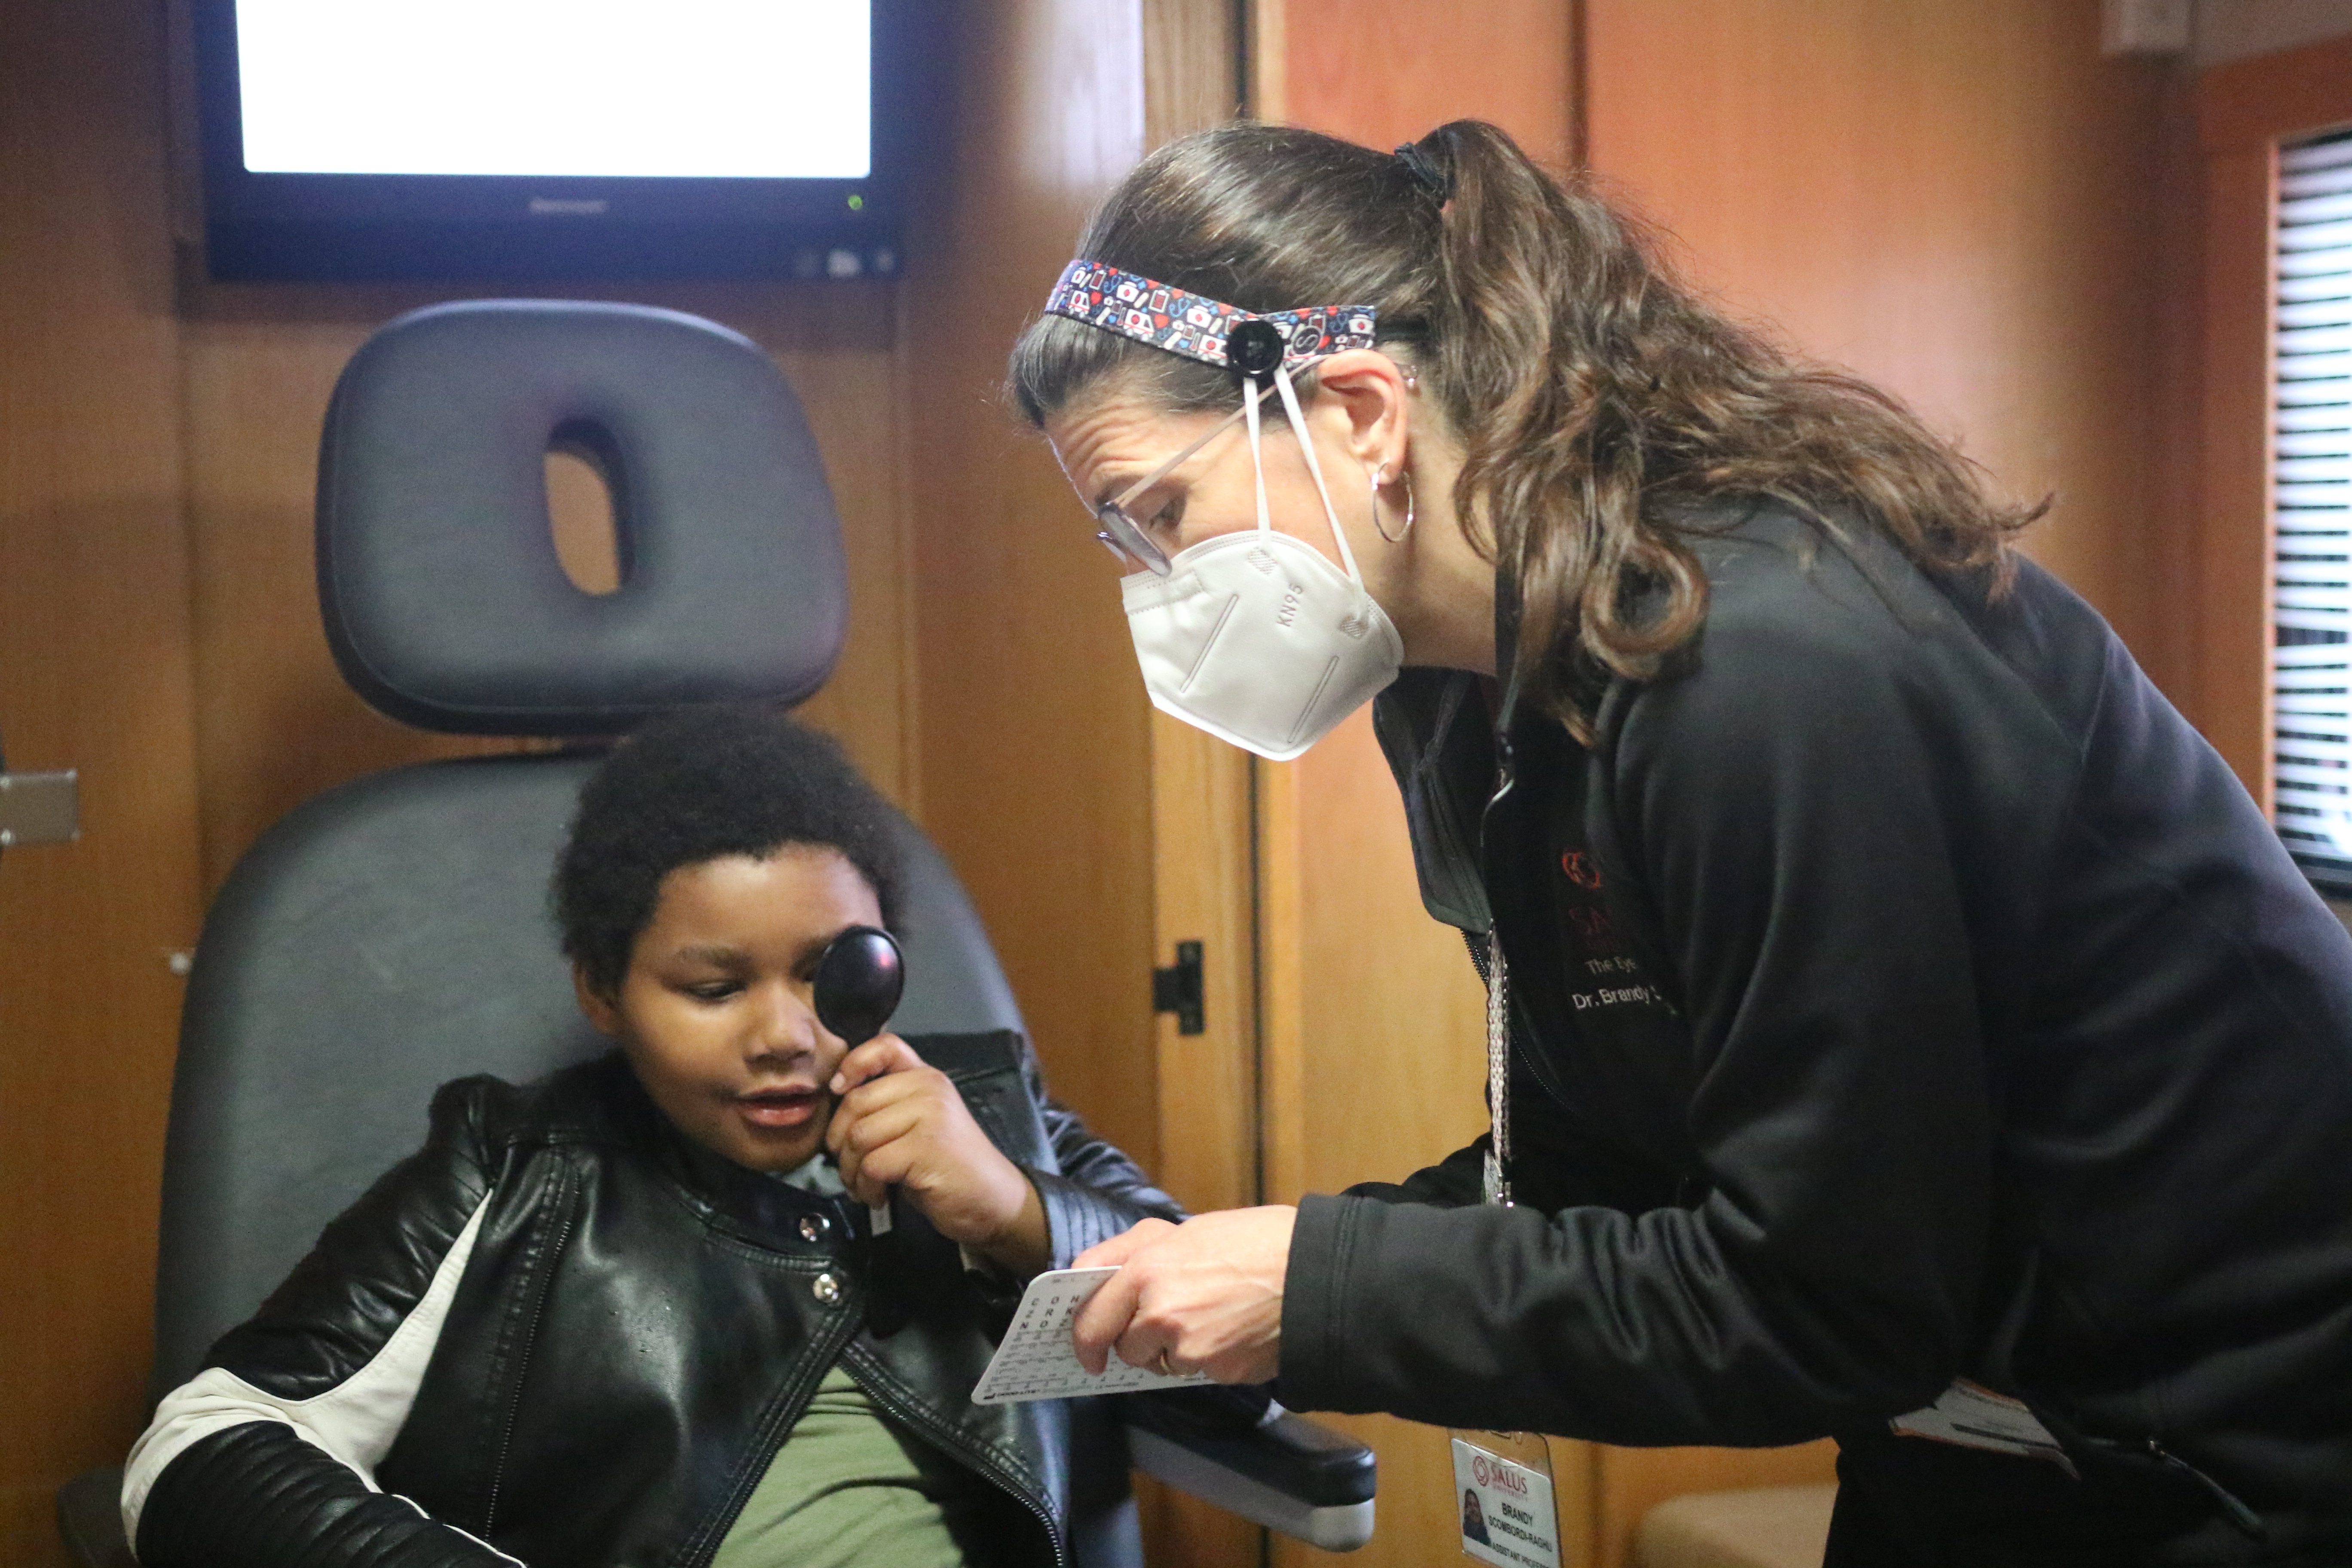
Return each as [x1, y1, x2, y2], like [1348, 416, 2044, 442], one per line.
[1274, 503, 2352, 1559]
[124, 1033, 1182, 1568]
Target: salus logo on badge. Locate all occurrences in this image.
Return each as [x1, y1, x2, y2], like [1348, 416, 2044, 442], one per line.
[1467, 1453, 1529, 1496]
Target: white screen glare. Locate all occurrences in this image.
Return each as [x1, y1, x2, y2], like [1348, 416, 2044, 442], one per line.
[236, 0, 871, 179]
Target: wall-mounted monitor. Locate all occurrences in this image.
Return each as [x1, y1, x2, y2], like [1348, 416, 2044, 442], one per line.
[193, 0, 928, 282]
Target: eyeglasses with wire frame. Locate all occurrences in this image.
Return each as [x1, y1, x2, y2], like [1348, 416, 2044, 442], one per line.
[1092, 381, 1280, 575]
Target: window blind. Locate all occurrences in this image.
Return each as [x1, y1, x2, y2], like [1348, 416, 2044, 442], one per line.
[2272, 130, 2352, 888]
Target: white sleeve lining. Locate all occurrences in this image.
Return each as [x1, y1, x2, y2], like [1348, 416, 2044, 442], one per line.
[119, 1193, 491, 1547]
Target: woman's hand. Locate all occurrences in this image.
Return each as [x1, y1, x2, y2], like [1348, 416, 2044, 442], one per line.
[827, 1036, 1048, 1276]
[1070, 1207, 1295, 1384]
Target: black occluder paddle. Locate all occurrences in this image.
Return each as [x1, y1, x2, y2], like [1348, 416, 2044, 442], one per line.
[812, 924, 905, 1236]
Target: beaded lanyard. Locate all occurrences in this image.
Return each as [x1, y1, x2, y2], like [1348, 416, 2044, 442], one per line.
[1483, 931, 1512, 1206]
[1480, 576, 1528, 1210]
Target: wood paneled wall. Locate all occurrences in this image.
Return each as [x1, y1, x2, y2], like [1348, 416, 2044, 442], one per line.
[0, 3, 204, 1560]
[1585, 0, 2185, 699]
[1255, 0, 1577, 158]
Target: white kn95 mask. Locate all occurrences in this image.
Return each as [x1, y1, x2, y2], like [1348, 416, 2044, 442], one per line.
[1117, 366, 1403, 761]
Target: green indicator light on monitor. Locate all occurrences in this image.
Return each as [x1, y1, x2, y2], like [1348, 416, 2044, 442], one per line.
[848, 193, 865, 211]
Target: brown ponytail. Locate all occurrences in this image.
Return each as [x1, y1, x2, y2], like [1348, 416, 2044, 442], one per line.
[1009, 120, 2040, 737]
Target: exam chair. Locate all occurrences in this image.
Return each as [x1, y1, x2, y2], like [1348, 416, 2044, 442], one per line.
[55, 301, 1372, 1568]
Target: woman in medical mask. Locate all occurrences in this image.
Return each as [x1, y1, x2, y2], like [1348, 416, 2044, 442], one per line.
[1010, 120, 2352, 1563]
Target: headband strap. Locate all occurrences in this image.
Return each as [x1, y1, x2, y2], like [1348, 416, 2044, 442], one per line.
[1043, 260, 1376, 374]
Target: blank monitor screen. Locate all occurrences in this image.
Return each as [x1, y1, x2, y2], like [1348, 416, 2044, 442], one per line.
[234, 0, 873, 181]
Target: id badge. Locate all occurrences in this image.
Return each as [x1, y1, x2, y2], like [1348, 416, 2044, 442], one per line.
[1448, 1430, 1562, 1568]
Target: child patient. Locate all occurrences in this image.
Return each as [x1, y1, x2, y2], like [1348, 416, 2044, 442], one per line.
[122, 705, 1182, 1568]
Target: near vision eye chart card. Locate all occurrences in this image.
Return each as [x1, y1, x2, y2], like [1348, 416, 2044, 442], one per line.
[972, 1267, 1213, 1404]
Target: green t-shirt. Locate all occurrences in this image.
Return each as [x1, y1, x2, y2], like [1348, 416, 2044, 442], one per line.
[711, 1363, 984, 1568]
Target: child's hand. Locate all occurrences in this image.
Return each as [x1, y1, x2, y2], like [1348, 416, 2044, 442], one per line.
[827, 1036, 1048, 1276]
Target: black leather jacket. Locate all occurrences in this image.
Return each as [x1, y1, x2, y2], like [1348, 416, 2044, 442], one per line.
[126, 1033, 1182, 1568]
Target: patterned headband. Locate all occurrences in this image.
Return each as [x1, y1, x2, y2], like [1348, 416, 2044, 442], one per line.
[1042, 260, 1377, 377]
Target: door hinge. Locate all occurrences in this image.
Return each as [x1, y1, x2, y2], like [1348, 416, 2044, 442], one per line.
[1152, 940, 1205, 1035]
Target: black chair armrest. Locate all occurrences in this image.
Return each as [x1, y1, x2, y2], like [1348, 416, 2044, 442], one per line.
[1123, 1392, 1376, 1551]
[57, 1467, 135, 1568]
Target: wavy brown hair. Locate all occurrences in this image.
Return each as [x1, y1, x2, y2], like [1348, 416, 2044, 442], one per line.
[1008, 119, 2042, 736]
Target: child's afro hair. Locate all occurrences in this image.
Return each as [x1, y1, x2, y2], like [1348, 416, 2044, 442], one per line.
[554, 704, 904, 998]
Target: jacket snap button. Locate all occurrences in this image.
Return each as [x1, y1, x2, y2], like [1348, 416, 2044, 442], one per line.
[812, 1272, 843, 1305]
[799, 1214, 831, 1244]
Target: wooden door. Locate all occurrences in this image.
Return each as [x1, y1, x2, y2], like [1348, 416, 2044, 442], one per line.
[896, 0, 1270, 1562]
[1134, 8, 1272, 1566]
[1256, 713, 1518, 1568]
[1240, 8, 1605, 1565]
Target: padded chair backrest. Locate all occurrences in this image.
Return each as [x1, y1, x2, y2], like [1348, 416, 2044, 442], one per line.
[317, 300, 847, 735]
[151, 302, 1024, 1392]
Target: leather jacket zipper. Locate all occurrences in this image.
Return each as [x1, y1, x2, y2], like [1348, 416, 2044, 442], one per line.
[483, 1167, 580, 1534]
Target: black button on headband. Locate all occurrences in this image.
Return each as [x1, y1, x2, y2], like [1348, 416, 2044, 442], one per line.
[1226, 319, 1287, 377]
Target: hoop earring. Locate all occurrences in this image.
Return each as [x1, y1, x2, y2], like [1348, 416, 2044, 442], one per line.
[1370, 465, 1415, 544]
